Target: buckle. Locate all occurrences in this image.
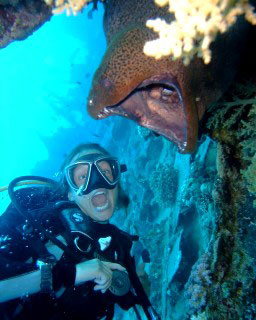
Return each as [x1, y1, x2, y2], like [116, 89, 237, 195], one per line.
[37, 255, 57, 294]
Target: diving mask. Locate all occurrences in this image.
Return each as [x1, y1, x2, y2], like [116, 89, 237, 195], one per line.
[65, 154, 127, 196]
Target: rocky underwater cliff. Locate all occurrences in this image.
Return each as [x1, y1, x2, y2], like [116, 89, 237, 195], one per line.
[101, 81, 256, 320]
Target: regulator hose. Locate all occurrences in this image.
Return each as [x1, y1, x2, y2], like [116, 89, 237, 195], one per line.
[7, 176, 80, 262]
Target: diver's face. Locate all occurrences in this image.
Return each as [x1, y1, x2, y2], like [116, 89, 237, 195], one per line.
[68, 150, 118, 223]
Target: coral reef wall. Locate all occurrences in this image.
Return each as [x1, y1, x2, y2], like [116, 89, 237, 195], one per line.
[97, 81, 256, 319]
[94, 115, 217, 319]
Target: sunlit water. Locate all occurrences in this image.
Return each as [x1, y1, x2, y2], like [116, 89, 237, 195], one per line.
[0, 5, 107, 212]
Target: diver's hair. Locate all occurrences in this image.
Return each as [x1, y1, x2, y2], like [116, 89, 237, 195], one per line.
[60, 143, 111, 172]
[54, 143, 129, 210]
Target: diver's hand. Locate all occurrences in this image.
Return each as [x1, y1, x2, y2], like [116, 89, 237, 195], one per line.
[75, 258, 126, 293]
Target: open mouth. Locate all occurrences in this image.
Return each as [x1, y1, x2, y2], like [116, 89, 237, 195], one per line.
[91, 190, 110, 212]
[95, 77, 190, 153]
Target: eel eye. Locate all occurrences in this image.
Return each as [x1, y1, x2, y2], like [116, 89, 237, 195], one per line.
[162, 88, 174, 96]
[148, 85, 175, 101]
[161, 87, 175, 101]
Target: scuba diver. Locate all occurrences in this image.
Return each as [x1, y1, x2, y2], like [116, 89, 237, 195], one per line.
[0, 143, 160, 320]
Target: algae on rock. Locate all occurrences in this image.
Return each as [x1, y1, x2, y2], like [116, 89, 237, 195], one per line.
[149, 163, 178, 207]
[206, 82, 256, 207]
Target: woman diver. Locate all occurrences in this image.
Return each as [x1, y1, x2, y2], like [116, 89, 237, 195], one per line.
[0, 143, 159, 320]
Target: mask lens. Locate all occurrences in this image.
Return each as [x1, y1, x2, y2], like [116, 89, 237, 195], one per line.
[69, 163, 90, 188]
[96, 159, 120, 183]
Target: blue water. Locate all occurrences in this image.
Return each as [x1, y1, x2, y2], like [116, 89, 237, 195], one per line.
[0, 5, 105, 190]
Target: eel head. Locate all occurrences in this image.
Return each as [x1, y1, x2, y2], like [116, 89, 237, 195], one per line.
[89, 74, 198, 153]
[87, 27, 220, 153]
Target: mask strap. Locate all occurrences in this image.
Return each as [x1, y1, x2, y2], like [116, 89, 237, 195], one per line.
[120, 164, 127, 173]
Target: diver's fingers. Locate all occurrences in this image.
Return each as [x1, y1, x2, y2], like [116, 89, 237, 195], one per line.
[93, 264, 112, 290]
[96, 266, 112, 285]
[94, 277, 112, 292]
[102, 261, 126, 272]
[94, 284, 107, 292]
[76, 259, 112, 285]
[94, 274, 111, 285]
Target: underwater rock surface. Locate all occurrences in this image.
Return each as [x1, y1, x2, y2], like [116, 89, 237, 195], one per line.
[108, 123, 217, 319]
[0, 0, 51, 48]
[99, 80, 256, 319]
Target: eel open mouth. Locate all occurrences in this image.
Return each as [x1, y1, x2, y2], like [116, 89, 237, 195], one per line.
[94, 77, 191, 153]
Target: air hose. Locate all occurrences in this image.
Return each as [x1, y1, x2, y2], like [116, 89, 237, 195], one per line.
[7, 176, 81, 262]
[0, 179, 51, 192]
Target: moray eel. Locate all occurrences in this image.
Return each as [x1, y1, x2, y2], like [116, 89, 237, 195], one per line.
[87, 0, 250, 153]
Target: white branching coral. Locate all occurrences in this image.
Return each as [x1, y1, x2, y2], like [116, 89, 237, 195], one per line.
[144, 0, 256, 65]
[45, 0, 93, 15]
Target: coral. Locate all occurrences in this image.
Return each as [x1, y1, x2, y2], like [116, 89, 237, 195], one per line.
[206, 82, 256, 131]
[206, 82, 256, 206]
[184, 254, 212, 313]
[142, 219, 168, 310]
[144, 0, 256, 65]
[45, 0, 101, 15]
[240, 104, 256, 206]
[180, 158, 216, 215]
[197, 193, 211, 215]
[242, 155, 256, 194]
[149, 163, 178, 206]
[191, 312, 207, 320]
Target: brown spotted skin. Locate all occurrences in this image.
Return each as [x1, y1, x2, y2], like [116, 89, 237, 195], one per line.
[88, 0, 251, 153]
[89, 0, 177, 114]
[88, 25, 218, 117]
[103, 0, 171, 44]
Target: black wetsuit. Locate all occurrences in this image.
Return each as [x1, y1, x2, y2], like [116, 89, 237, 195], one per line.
[0, 187, 139, 320]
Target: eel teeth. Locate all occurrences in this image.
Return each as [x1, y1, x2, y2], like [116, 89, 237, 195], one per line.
[103, 107, 111, 114]
[97, 107, 110, 119]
